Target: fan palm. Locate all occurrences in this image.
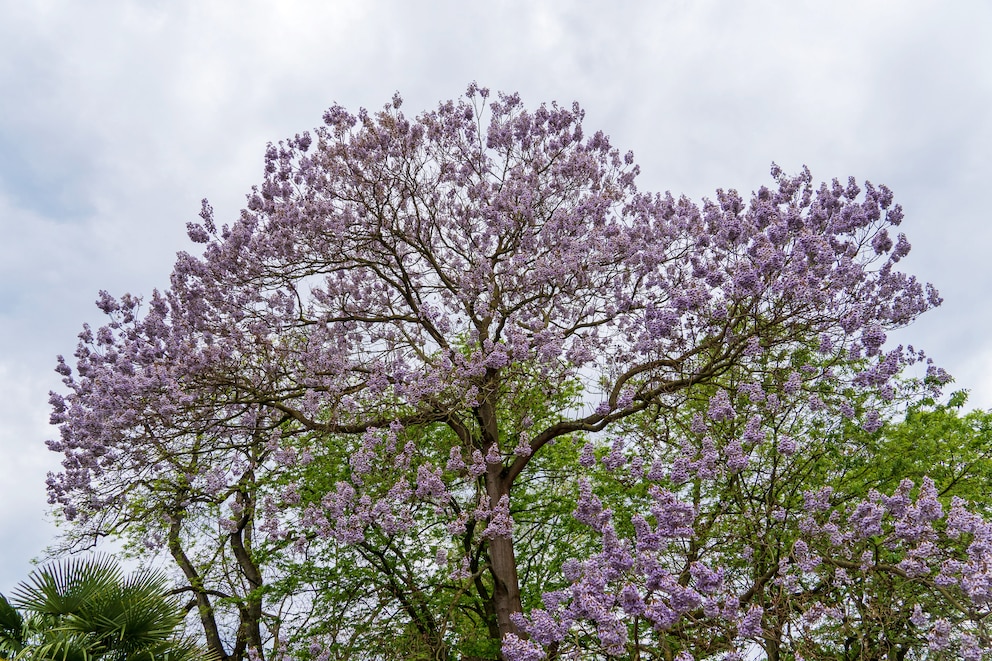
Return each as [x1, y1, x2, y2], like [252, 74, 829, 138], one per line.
[0, 591, 26, 659]
[1, 556, 214, 661]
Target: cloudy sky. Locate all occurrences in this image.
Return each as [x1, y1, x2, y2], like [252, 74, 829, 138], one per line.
[1, 1, 989, 594]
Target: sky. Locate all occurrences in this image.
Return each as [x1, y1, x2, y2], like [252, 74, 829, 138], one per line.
[1, 0, 990, 595]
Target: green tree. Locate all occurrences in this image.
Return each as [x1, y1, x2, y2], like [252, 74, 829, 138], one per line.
[561, 373, 992, 660]
[853, 391, 992, 510]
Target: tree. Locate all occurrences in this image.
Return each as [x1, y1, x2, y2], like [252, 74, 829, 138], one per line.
[0, 589, 25, 659]
[0, 556, 209, 661]
[856, 391, 992, 511]
[43, 360, 299, 660]
[48, 85, 979, 659]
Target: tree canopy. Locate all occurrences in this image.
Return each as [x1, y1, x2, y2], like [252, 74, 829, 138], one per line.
[47, 86, 991, 660]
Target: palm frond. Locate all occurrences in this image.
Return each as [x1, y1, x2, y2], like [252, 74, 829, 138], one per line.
[7, 557, 217, 661]
[0, 594, 25, 655]
[11, 556, 121, 619]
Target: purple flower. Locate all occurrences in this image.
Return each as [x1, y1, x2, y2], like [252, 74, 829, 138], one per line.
[738, 606, 764, 638]
[776, 435, 796, 456]
[708, 389, 736, 421]
[502, 634, 546, 661]
[482, 494, 514, 539]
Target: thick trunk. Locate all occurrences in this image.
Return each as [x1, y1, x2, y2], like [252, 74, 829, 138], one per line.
[488, 533, 523, 639]
[477, 371, 524, 655]
[484, 469, 523, 648]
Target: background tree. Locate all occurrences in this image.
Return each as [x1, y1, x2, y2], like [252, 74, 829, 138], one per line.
[854, 391, 992, 511]
[47, 86, 968, 659]
[521, 369, 992, 660]
[45, 389, 299, 660]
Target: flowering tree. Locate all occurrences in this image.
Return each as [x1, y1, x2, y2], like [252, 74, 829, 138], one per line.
[48, 86, 984, 660]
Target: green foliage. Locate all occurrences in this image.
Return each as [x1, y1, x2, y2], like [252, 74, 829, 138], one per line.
[860, 391, 992, 509]
[260, 369, 596, 659]
[3, 556, 212, 661]
[582, 355, 992, 660]
[0, 593, 25, 659]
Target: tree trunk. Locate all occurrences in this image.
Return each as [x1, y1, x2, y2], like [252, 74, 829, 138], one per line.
[230, 526, 265, 658]
[478, 372, 524, 656]
[484, 470, 523, 650]
[168, 515, 228, 661]
[488, 533, 523, 639]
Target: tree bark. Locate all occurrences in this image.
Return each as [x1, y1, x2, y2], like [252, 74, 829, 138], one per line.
[476, 369, 524, 655]
[487, 533, 523, 640]
[230, 525, 265, 657]
[484, 470, 523, 648]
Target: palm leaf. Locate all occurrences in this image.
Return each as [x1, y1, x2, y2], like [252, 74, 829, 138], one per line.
[0, 594, 25, 655]
[11, 557, 121, 619]
[8, 557, 218, 661]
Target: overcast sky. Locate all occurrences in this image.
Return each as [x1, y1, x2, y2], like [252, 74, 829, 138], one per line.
[1, 0, 990, 595]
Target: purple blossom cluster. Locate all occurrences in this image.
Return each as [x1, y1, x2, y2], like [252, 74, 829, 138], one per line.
[506, 465, 992, 660]
[506, 481, 757, 658]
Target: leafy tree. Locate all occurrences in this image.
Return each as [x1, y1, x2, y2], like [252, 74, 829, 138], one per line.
[47, 86, 989, 659]
[43, 384, 295, 660]
[856, 391, 992, 510]
[0, 556, 209, 661]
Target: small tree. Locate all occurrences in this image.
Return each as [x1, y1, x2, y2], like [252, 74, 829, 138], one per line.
[0, 556, 209, 661]
[49, 86, 983, 659]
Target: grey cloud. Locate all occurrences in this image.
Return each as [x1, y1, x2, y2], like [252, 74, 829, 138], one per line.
[1, 0, 990, 595]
